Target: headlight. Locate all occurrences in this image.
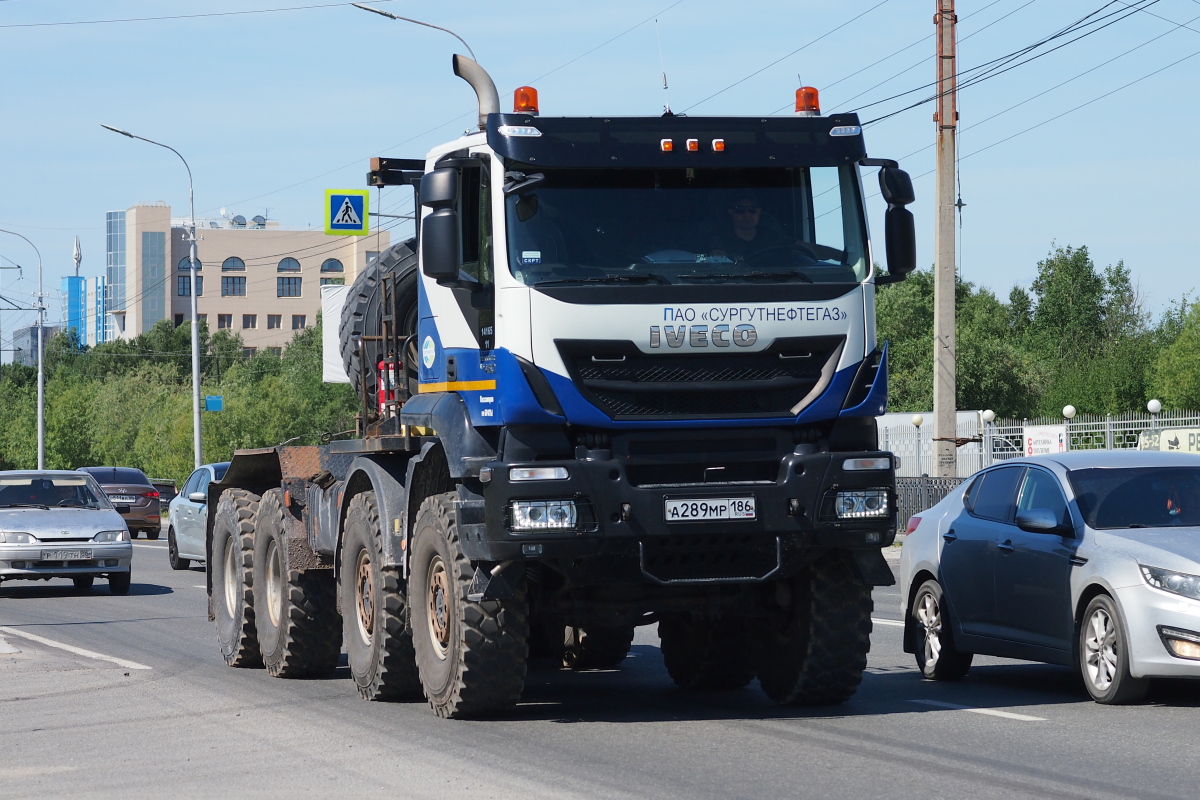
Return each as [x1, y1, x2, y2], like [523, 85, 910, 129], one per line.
[93, 530, 130, 543]
[0, 531, 35, 544]
[510, 500, 577, 531]
[1140, 565, 1200, 601]
[834, 489, 890, 519]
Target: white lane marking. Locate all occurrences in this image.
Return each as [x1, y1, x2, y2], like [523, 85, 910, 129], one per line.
[132, 543, 164, 549]
[871, 618, 905, 628]
[0, 626, 152, 670]
[193, 585, 207, 589]
[0, 636, 20, 654]
[910, 699, 1045, 721]
[0, 767, 76, 779]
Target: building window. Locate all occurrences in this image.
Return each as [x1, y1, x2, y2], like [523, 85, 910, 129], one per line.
[320, 277, 345, 286]
[198, 314, 207, 323]
[269, 347, 282, 356]
[243, 347, 257, 358]
[222, 256, 246, 271]
[320, 258, 344, 273]
[218, 314, 232, 329]
[278, 257, 301, 272]
[292, 315, 306, 330]
[278, 277, 302, 297]
[222, 276, 247, 296]
[243, 314, 257, 329]
[174, 314, 184, 327]
[177, 256, 202, 272]
[177, 275, 203, 296]
[267, 314, 282, 329]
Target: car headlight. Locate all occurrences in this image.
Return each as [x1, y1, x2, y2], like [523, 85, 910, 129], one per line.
[93, 530, 130, 543]
[0, 531, 35, 544]
[510, 500, 577, 531]
[1140, 565, 1200, 601]
[834, 489, 890, 519]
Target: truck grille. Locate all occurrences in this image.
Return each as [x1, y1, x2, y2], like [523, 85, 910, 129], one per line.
[556, 336, 844, 420]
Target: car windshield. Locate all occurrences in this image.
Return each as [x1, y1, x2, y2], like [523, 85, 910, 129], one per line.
[504, 165, 867, 287]
[1069, 467, 1200, 529]
[0, 475, 111, 510]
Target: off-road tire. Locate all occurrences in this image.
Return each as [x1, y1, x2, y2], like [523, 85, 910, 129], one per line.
[72, 575, 95, 591]
[252, 490, 342, 678]
[168, 527, 191, 571]
[211, 489, 262, 667]
[108, 571, 131, 595]
[756, 552, 873, 705]
[659, 617, 756, 690]
[410, 492, 529, 719]
[341, 491, 422, 701]
[563, 625, 635, 671]
[339, 240, 419, 404]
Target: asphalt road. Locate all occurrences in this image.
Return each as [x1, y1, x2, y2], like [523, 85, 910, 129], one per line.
[2, 538, 1199, 799]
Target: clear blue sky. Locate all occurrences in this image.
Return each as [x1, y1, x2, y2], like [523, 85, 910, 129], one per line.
[2, 0, 1198, 361]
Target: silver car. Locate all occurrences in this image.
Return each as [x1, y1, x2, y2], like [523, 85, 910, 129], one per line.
[901, 450, 1200, 704]
[166, 462, 229, 570]
[0, 470, 133, 594]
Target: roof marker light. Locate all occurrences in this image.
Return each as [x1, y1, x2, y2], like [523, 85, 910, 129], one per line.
[712, 138, 725, 152]
[686, 138, 699, 151]
[513, 85, 539, 115]
[829, 125, 862, 137]
[497, 125, 541, 137]
[660, 138, 674, 152]
[795, 86, 820, 117]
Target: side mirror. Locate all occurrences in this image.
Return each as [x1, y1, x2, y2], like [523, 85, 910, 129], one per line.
[188, 492, 207, 504]
[419, 168, 461, 282]
[875, 166, 916, 285]
[1015, 508, 1072, 537]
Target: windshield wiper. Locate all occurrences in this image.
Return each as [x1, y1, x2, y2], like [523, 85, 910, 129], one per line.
[0, 503, 50, 510]
[533, 273, 671, 287]
[684, 271, 814, 283]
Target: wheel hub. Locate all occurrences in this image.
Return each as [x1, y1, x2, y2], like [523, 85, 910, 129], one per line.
[355, 549, 375, 645]
[917, 592, 942, 668]
[1084, 608, 1118, 691]
[222, 537, 238, 616]
[426, 556, 450, 659]
[265, 539, 283, 628]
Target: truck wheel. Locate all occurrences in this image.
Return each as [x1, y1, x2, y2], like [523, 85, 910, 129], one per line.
[341, 491, 422, 701]
[410, 492, 529, 719]
[253, 490, 342, 678]
[168, 527, 191, 571]
[211, 488, 263, 668]
[659, 617, 755, 690]
[339, 240, 419, 403]
[756, 552, 873, 705]
[563, 625, 635, 671]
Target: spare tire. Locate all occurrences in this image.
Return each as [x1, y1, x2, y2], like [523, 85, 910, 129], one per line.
[339, 239, 420, 405]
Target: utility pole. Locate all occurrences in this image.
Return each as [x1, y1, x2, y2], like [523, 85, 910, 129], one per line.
[933, 0, 958, 478]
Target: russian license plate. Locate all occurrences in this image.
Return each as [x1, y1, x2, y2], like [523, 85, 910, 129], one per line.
[110, 495, 138, 504]
[664, 497, 756, 522]
[41, 549, 92, 561]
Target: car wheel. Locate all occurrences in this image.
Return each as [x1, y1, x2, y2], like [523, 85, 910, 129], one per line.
[146, 527, 160, 541]
[128, 529, 139, 540]
[1079, 594, 1149, 704]
[911, 580, 972, 680]
[109, 572, 131, 595]
[168, 528, 191, 571]
[72, 575, 95, 591]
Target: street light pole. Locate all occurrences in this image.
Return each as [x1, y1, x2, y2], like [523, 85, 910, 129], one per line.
[101, 124, 203, 469]
[0, 229, 44, 468]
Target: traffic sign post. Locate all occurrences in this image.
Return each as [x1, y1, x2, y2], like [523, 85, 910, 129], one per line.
[325, 189, 370, 236]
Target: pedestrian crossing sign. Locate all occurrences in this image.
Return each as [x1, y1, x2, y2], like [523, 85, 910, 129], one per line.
[325, 189, 370, 236]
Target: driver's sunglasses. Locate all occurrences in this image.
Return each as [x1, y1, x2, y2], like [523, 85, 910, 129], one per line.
[731, 205, 760, 214]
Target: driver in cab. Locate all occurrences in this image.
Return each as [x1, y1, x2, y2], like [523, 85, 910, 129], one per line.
[708, 192, 796, 261]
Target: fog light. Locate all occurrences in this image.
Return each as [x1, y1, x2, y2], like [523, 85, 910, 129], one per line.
[1159, 626, 1200, 660]
[509, 467, 569, 482]
[834, 489, 889, 519]
[522, 544, 543, 556]
[104, 559, 119, 567]
[11, 561, 26, 569]
[1168, 639, 1200, 659]
[510, 500, 577, 531]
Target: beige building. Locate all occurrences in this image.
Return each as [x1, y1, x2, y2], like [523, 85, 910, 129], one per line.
[105, 202, 390, 354]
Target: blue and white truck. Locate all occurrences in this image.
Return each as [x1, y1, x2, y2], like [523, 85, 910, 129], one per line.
[206, 55, 917, 719]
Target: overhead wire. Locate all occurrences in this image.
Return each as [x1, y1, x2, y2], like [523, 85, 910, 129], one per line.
[0, 1, 397, 28]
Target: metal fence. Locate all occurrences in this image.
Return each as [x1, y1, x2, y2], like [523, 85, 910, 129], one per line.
[884, 410, 1200, 479]
[896, 476, 965, 532]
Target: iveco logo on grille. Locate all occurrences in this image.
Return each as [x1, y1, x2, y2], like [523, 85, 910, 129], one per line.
[649, 324, 757, 348]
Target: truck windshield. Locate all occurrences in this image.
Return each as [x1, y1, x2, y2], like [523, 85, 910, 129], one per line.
[504, 165, 868, 287]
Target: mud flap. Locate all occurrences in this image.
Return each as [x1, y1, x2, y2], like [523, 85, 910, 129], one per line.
[849, 548, 896, 586]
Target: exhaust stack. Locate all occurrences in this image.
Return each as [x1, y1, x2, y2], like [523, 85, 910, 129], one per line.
[453, 54, 500, 130]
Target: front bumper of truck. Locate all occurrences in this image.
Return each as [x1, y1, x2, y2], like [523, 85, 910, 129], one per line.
[459, 447, 896, 585]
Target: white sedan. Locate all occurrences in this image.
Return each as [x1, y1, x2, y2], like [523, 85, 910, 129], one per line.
[900, 450, 1200, 704]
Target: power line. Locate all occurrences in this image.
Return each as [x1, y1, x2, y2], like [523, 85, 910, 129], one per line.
[0, 1, 396, 28]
